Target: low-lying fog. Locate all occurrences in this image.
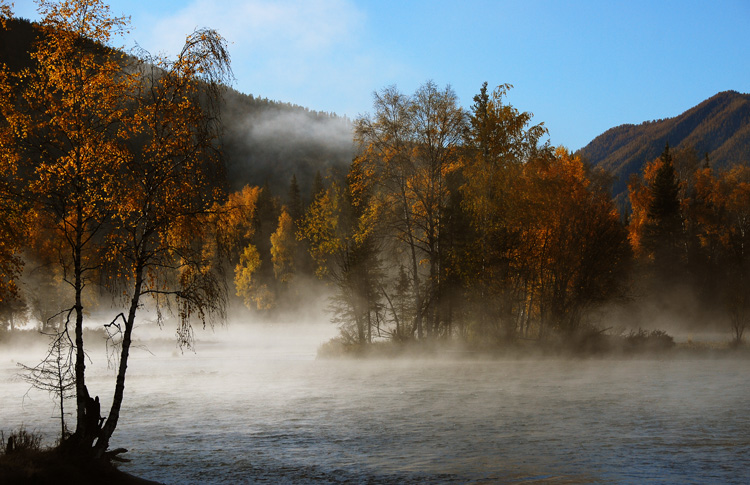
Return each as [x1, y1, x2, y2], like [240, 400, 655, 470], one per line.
[2, 319, 749, 483]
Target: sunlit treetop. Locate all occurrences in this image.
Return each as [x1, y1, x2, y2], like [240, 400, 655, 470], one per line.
[36, 0, 129, 46]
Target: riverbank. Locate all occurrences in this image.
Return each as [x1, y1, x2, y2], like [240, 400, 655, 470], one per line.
[0, 447, 162, 485]
[317, 331, 748, 359]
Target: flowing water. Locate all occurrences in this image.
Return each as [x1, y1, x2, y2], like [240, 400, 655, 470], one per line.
[2, 323, 749, 484]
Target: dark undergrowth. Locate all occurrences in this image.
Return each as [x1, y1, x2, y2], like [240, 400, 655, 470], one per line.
[318, 327, 747, 359]
[0, 427, 160, 485]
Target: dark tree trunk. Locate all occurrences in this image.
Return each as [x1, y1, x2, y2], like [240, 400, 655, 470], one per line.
[72, 202, 91, 449]
[93, 261, 144, 458]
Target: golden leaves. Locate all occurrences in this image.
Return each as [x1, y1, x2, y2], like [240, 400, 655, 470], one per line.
[270, 209, 296, 283]
[234, 243, 274, 310]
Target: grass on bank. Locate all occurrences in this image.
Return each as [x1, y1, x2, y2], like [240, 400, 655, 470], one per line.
[0, 427, 160, 485]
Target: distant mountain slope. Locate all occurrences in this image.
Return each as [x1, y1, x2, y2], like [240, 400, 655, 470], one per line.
[220, 88, 353, 199]
[0, 17, 353, 201]
[578, 91, 750, 199]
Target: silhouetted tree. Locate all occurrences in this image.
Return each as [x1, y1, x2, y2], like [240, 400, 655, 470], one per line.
[18, 323, 75, 440]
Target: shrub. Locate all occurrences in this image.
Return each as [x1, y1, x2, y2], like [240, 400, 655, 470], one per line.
[625, 328, 675, 351]
[1, 426, 43, 455]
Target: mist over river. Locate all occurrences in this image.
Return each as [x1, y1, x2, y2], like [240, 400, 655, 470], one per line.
[2, 323, 749, 484]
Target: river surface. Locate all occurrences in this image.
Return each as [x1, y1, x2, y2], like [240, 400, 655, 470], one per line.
[2, 323, 749, 484]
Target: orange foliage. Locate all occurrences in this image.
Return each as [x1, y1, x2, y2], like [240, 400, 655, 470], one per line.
[519, 148, 629, 333]
[627, 158, 665, 257]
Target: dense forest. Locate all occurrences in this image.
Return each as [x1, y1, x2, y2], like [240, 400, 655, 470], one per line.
[1, 8, 749, 356]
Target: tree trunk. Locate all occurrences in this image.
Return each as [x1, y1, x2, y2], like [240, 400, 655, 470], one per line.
[409, 240, 423, 339]
[93, 262, 144, 458]
[58, 352, 67, 439]
[72, 202, 89, 446]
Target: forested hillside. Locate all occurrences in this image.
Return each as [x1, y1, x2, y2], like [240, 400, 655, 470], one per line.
[578, 90, 750, 201]
[0, 17, 353, 200]
[220, 88, 353, 198]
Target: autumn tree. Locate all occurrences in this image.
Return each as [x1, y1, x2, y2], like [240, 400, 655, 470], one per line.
[692, 165, 750, 344]
[3, 0, 234, 458]
[354, 86, 418, 337]
[521, 148, 630, 338]
[235, 243, 271, 309]
[93, 26, 232, 457]
[0, 0, 131, 449]
[355, 81, 466, 339]
[0, 84, 27, 321]
[239, 184, 281, 310]
[213, 185, 262, 264]
[230, 184, 282, 311]
[460, 82, 547, 340]
[0, 71, 24, 306]
[300, 158, 383, 344]
[634, 144, 686, 281]
[209, 184, 270, 310]
[271, 209, 296, 285]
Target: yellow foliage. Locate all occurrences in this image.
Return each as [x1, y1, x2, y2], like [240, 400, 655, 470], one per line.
[234, 244, 273, 310]
[213, 185, 261, 254]
[299, 187, 343, 277]
[270, 209, 296, 283]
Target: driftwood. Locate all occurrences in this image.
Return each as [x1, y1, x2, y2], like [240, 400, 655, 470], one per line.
[103, 447, 130, 462]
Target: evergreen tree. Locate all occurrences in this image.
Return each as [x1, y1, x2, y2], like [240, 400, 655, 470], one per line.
[252, 183, 280, 307]
[642, 143, 685, 280]
[311, 171, 325, 203]
[287, 174, 303, 226]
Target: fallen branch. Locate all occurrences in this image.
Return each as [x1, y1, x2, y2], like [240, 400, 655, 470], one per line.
[103, 447, 130, 463]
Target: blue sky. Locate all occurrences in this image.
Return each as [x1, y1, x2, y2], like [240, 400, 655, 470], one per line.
[12, 0, 750, 150]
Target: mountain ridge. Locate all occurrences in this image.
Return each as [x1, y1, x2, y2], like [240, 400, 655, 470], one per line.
[578, 90, 750, 199]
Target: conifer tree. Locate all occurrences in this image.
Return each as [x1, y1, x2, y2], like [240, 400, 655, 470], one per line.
[287, 174, 303, 226]
[311, 171, 325, 203]
[642, 143, 685, 279]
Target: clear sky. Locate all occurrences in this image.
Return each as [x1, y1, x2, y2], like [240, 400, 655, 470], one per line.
[12, 0, 750, 150]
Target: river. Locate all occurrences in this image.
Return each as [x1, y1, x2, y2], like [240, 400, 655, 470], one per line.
[2, 323, 749, 484]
